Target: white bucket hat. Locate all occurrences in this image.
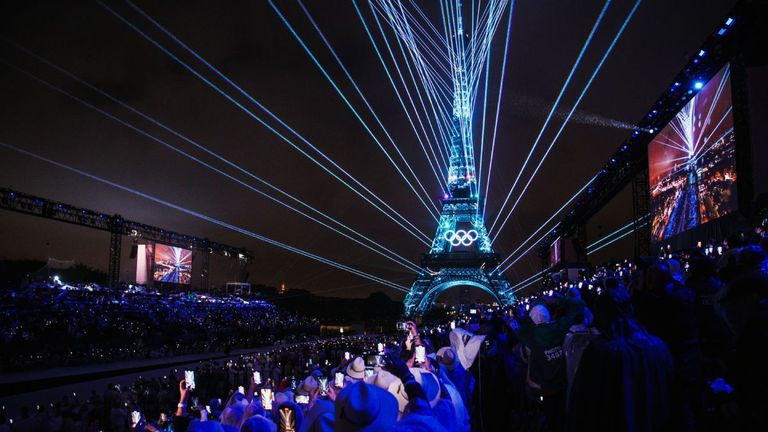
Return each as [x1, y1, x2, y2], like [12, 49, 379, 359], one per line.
[449, 328, 486, 370]
[345, 357, 366, 380]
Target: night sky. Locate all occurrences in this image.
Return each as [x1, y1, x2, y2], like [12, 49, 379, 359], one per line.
[0, 0, 737, 299]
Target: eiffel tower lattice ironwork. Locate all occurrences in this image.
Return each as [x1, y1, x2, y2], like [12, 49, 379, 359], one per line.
[390, 0, 516, 315]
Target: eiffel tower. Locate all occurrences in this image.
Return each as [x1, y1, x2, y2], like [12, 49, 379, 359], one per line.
[403, 117, 515, 315]
[397, 0, 515, 315]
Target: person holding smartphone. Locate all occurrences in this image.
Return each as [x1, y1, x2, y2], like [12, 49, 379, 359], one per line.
[171, 379, 193, 432]
[380, 351, 444, 430]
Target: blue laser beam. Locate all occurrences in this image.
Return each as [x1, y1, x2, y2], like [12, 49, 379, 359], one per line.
[2, 40, 423, 272]
[500, 270, 545, 294]
[494, 174, 597, 272]
[0, 141, 410, 292]
[475, 0, 497, 204]
[482, 0, 514, 217]
[586, 214, 649, 251]
[268, 0, 440, 218]
[496, 223, 558, 275]
[390, 3, 457, 171]
[490, 0, 642, 243]
[587, 221, 649, 255]
[512, 275, 543, 293]
[0, 57, 422, 274]
[373, 0, 454, 170]
[100, 1, 432, 244]
[299, 0, 449, 200]
[353, 0, 449, 191]
[488, 0, 611, 235]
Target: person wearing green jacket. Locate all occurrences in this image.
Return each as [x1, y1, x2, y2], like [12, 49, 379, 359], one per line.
[514, 295, 585, 432]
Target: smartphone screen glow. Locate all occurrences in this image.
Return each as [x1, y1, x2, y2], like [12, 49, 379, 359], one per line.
[184, 370, 195, 390]
[415, 346, 426, 363]
[261, 389, 273, 410]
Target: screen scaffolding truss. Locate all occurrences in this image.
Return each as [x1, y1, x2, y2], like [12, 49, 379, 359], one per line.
[0, 188, 252, 288]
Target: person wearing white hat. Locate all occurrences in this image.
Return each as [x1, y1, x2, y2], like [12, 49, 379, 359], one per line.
[344, 357, 366, 382]
[373, 352, 448, 432]
[435, 347, 472, 431]
[364, 370, 408, 416]
[443, 330, 482, 415]
[448, 328, 485, 371]
[295, 376, 318, 396]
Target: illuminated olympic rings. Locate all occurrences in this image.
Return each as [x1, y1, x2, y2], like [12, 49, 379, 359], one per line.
[443, 229, 479, 246]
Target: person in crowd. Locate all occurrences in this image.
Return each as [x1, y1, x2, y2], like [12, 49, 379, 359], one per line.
[717, 245, 768, 427]
[568, 287, 675, 431]
[686, 255, 733, 369]
[343, 356, 366, 385]
[436, 346, 474, 413]
[634, 260, 704, 430]
[562, 304, 597, 403]
[514, 294, 584, 431]
[5, 223, 768, 431]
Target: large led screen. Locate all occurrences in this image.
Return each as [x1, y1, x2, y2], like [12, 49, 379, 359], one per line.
[649, 64, 737, 242]
[153, 244, 192, 284]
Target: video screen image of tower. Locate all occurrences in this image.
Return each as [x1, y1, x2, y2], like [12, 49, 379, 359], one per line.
[153, 244, 193, 284]
[648, 63, 738, 242]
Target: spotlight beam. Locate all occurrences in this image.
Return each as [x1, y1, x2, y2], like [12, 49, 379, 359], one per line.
[98, 1, 433, 244]
[0, 141, 410, 293]
[0, 58, 424, 273]
[512, 276, 543, 294]
[490, 0, 642, 243]
[475, 0, 497, 204]
[268, 0, 441, 218]
[499, 269, 545, 294]
[371, 0, 452, 76]
[488, 0, 611, 234]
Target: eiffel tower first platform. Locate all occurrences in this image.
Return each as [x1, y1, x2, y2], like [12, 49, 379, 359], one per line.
[403, 193, 515, 316]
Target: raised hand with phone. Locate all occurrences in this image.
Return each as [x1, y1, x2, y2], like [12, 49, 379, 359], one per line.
[176, 379, 191, 417]
[383, 350, 428, 407]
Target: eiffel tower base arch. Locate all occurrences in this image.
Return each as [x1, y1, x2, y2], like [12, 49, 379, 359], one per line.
[403, 267, 515, 316]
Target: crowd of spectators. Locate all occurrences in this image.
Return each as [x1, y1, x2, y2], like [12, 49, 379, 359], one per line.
[495, 225, 768, 430]
[1, 224, 766, 431]
[0, 284, 320, 372]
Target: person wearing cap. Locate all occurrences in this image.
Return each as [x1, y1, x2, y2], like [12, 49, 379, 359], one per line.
[410, 368, 464, 432]
[364, 370, 408, 417]
[301, 399, 334, 432]
[220, 403, 246, 432]
[239, 414, 277, 432]
[295, 376, 319, 399]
